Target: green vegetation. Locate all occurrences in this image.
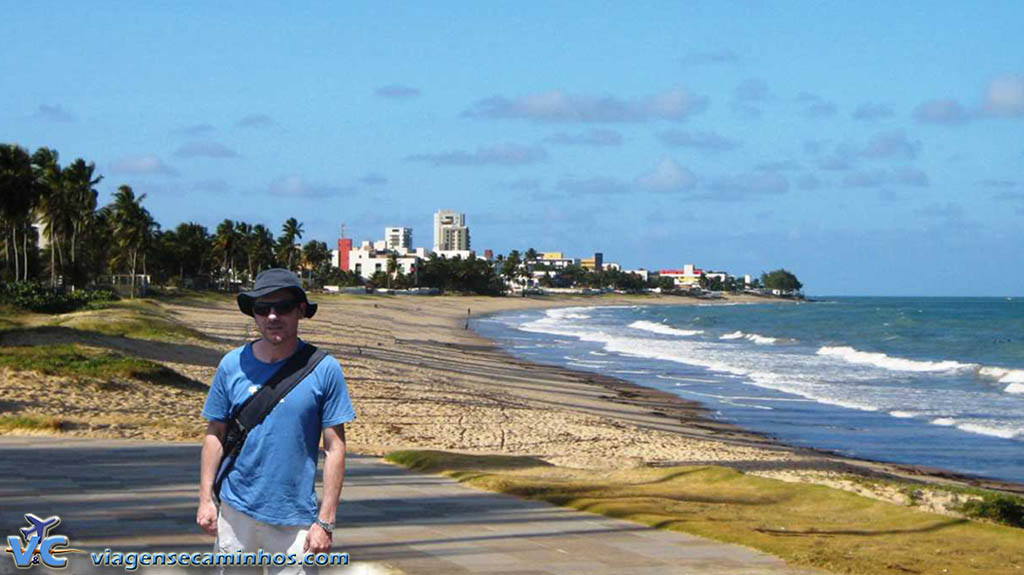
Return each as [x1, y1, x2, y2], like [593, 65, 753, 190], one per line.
[0, 282, 117, 313]
[0, 343, 204, 390]
[386, 450, 1024, 575]
[761, 268, 803, 293]
[957, 493, 1024, 528]
[0, 414, 63, 432]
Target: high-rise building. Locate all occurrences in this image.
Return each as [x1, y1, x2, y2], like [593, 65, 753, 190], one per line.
[433, 210, 470, 252]
[385, 227, 412, 252]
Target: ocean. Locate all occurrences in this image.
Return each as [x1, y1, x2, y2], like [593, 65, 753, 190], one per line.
[473, 297, 1024, 483]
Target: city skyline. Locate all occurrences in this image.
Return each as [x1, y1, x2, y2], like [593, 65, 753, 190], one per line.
[3, 2, 1023, 295]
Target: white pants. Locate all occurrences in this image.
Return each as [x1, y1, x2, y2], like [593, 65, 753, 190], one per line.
[215, 502, 318, 575]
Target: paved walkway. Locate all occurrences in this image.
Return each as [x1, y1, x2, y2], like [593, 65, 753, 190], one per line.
[0, 437, 822, 574]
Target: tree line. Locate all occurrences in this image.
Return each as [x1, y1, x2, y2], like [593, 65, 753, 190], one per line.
[2, 143, 802, 298]
[0, 143, 341, 295]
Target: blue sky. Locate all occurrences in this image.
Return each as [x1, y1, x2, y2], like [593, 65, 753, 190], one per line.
[3, 1, 1022, 295]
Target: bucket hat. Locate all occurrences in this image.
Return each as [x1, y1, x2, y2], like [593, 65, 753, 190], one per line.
[237, 268, 318, 318]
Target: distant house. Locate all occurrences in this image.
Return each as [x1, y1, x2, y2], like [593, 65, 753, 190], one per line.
[658, 264, 703, 288]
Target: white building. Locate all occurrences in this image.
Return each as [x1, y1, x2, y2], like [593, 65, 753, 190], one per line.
[385, 227, 412, 252]
[527, 252, 578, 270]
[433, 210, 470, 252]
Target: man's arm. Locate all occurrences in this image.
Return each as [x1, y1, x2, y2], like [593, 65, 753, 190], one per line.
[304, 424, 346, 553]
[197, 421, 227, 536]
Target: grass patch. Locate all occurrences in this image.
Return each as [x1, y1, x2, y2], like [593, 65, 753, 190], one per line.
[0, 414, 63, 432]
[386, 450, 1024, 575]
[49, 300, 208, 342]
[0, 343, 206, 391]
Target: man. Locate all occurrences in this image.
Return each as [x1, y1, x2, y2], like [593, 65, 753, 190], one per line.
[197, 268, 355, 574]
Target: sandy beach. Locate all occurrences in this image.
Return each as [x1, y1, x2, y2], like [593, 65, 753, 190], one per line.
[3, 292, 1022, 511]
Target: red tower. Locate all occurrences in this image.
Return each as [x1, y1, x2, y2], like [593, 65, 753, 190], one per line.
[337, 238, 352, 270]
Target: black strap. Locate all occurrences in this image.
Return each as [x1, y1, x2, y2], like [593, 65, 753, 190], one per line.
[214, 343, 329, 502]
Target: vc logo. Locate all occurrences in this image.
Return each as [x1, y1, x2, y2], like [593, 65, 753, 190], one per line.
[4, 513, 81, 569]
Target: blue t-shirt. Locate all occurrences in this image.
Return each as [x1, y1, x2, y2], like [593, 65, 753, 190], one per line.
[202, 340, 355, 526]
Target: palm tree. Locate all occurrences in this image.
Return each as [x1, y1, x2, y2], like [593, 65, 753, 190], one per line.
[0, 144, 40, 281]
[386, 252, 399, 289]
[300, 240, 330, 285]
[32, 148, 68, 286]
[61, 158, 101, 285]
[213, 219, 239, 289]
[109, 185, 152, 298]
[277, 217, 304, 270]
[234, 221, 253, 282]
[249, 224, 276, 275]
[164, 222, 211, 284]
[502, 250, 522, 291]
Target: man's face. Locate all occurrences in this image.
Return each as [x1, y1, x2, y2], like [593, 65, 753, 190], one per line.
[253, 288, 306, 345]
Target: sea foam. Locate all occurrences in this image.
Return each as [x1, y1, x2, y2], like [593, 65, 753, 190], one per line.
[628, 320, 703, 337]
[719, 331, 779, 344]
[816, 346, 973, 372]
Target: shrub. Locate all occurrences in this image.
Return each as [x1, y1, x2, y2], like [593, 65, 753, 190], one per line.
[957, 493, 1024, 528]
[0, 282, 118, 313]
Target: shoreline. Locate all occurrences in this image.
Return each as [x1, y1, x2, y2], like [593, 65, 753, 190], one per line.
[457, 295, 1024, 494]
[3, 291, 1021, 499]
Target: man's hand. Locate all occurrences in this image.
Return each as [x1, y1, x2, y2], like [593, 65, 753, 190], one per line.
[196, 500, 218, 536]
[303, 523, 332, 553]
[197, 421, 227, 536]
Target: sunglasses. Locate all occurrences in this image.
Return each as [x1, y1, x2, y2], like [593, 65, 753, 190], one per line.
[252, 299, 301, 316]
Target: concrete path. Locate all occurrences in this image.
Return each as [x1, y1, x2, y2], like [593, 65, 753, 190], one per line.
[0, 437, 822, 574]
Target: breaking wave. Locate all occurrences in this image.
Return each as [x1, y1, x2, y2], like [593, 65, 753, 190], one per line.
[816, 346, 974, 373]
[628, 320, 703, 337]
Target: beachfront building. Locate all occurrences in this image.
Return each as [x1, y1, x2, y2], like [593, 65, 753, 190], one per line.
[348, 249, 419, 280]
[433, 210, 470, 252]
[704, 270, 731, 283]
[385, 227, 412, 252]
[624, 268, 649, 281]
[333, 233, 427, 281]
[526, 252, 578, 271]
[581, 252, 604, 271]
[659, 264, 704, 288]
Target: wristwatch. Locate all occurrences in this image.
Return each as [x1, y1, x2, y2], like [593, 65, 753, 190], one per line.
[315, 519, 334, 535]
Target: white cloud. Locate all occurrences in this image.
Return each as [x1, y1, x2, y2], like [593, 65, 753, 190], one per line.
[734, 78, 768, 101]
[173, 141, 239, 159]
[797, 93, 837, 118]
[179, 123, 215, 136]
[636, 158, 698, 193]
[842, 167, 929, 188]
[914, 99, 970, 125]
[268, 175, 352, 198]
[544, 129, 623, 146]
[464, 88, 708, 123]
[557, 176, 631, 196]
[983, 74, 1024, 117]
[35, 104, 75, 122]
[706, 171, 790, 200]
[852, 102, 893, 121]
[358, 173, 388, 186]
[111, 155, 178, 176]
[375, 84, 421, 99]
[860, 130, 921, 161]
[658, 130, 739, 151]
[236, 114, 277, 129]
[405, 143, 547, 166]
